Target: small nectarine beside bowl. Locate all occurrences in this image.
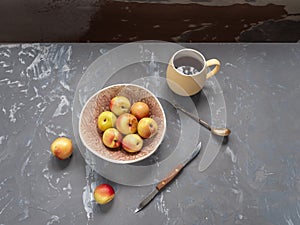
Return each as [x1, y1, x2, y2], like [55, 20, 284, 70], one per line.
[79, 84, 166, 164]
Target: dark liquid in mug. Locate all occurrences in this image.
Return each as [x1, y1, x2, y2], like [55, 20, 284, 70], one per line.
[174, 56, 204, 75]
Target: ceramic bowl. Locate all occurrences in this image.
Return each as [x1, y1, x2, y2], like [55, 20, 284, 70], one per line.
[79, 84, 166, 164]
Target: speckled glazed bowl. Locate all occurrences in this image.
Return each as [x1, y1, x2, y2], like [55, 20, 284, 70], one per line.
[79, 84, 166, 164]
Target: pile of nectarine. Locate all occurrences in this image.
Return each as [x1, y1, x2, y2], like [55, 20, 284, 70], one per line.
[97, 96, 158, 153]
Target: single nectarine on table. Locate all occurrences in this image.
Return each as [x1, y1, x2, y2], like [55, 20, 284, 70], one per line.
[50, 137, 73, 160]
[94, 184, 115, 205]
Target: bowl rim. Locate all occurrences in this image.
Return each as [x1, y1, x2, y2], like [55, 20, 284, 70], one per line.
[78, 83, 167, 164]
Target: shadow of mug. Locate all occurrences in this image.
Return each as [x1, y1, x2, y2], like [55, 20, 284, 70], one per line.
[166, 48, 220, 96]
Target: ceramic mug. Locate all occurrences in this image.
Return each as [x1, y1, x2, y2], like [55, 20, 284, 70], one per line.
[166, 48, 220, 96]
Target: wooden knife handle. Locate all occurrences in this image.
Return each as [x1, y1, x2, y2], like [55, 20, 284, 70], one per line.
[156, 163, 185, 190]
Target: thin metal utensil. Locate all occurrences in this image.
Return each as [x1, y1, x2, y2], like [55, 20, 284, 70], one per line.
[134, 142, 202, 213]
[174, 104, 231, 137]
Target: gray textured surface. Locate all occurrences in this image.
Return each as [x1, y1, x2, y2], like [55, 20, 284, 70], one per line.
[0, 43, 300, 225]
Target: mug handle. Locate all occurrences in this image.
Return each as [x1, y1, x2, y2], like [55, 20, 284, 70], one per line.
[206, 59, 221, 79]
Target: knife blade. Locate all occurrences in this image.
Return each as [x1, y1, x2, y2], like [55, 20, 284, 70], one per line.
[134, 141, 202, 213]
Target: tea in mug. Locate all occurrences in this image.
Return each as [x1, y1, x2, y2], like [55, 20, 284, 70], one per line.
[174, 56, 204, 76]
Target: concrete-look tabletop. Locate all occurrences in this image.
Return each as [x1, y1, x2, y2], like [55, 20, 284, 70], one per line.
[0, 43, 299, 225]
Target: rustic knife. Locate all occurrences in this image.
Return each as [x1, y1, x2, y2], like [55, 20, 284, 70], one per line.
[134, 141, 202, 213]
